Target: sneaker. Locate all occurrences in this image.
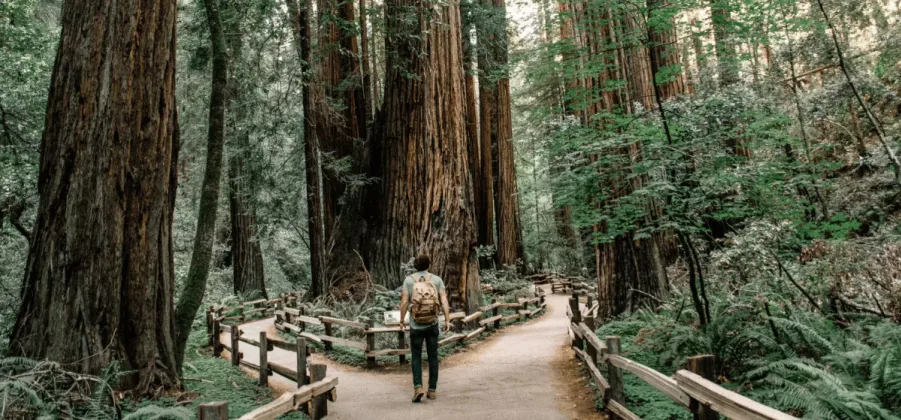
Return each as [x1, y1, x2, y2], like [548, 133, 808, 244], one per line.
[427, 391, 437, 400]
[412, 387, 425, 403]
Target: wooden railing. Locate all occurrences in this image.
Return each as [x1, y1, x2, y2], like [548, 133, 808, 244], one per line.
[204, 293, 336, 420]
[566, 291, 799, 420]
[273, 291, 547, 368]
[205, 292, 302, 328]
[197, 376, 338, 420]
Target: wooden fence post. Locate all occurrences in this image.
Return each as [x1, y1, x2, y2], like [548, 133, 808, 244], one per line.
[198, 402, 228, 419]
[492, 298, 500, 329]
[605, 336, 625, 408]
[259, 331, 268, 386]
[212, 320, 222, 357]
[231, 327, 240, 366]
[586, 295, 594, 314]
[569, 295, 583, 350]
[206, 307, 214, 335]
[585, 315, 597, 363]
[299, 307, 306, 332]
[688, 355, 720, 420]
[323, 320, 333, 351]
[310, 364, 328, 420]
[398, 330, 407, 364]
[297, 337, 308, 387]
[366, 320, 376, 369]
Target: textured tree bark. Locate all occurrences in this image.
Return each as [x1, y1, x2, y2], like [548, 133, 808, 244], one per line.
[174, 0, 230, 369]
[554, 0, 578, 252]
[316, 0, 372, 294]
[645, 0, 682, 266]
[317, 0, 367, 239]
[229, 151, 267, 299]
[225, 4, 267, 300]
[477, 74, 496, 257]
[360, 0, 374, 122]
[478, 0, 524, 267]
[567, 3, 673, 318]
[710, 0, 739, 86]
[461, 3, 490, 250]
[8, 0, 181, 394]
[368, 0, 482, 312]
[646, 0, 685, 101]
[286, 0, 326, 297]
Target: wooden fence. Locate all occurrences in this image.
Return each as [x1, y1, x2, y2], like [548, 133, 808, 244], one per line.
[566, 291, 799, 420]
[205, 292, 302, 329]
[205, 293, 337, 420]
[197, 376, 338, 420]
[272, 291, 547, 368]
[201, 287, 548, 417]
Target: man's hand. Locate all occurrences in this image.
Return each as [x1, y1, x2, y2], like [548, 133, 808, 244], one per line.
[399, 320, 406, 331]
[444, 321, 451, 333]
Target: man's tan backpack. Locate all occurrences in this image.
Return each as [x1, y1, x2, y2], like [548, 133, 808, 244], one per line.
[410, 273, 439, 324]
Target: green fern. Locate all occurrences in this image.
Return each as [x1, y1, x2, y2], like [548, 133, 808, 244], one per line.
[745, 357, 899, 419]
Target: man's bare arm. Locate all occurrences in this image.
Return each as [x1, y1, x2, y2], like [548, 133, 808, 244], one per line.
[439, 290, 451, 331]
[400, 290, 410, 329]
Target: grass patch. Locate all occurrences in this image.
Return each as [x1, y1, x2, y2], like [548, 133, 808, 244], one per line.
[593, 321, 691, 420]
[122, 328, 308, 419]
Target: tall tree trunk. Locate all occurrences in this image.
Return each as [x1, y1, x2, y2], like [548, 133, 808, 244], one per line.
[368, 0, 482, 312]
[479, 0, 524, 267]
[462, 1, 491, 250]
[174, 0, 229, 369]
[317, 0, 367, 239]
[286, 0, 325, 297]
[226, 5, 267, 299]
[316, 0, 371, 293]
[574, 3, 672, 317]
[477, 70, 496, 259]
[360, 0, 374, 122]
[555, 0, 580, 254]
[710, 0, 739, 86]
[229, 152, 267, 299]
[8, 0, 181, 394]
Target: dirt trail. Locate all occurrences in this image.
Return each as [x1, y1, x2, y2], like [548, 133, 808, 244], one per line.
[221, 290, 603, 420]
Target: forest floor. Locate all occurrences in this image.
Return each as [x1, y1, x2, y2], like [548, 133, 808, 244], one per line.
[221, 290, 604, 419]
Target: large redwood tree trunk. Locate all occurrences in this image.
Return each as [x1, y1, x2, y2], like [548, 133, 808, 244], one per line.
[226, 6, 267, 299]
[229, 152, 267, 299]
[8, 0, 181, 394]
[316, 0, 372, 294]
[317, 0, 367, 238]
[286, 0, 326, 297]
[710, 0, 739, 86]
[461, 2, 492, 251]
[368, 0, 482, 312]
[478, 0, 524, 267]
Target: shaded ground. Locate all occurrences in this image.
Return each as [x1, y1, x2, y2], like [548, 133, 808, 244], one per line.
[221, 289, 604, 419]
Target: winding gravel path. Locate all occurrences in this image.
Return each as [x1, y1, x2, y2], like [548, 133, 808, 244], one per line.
[221, 289, 600, 420]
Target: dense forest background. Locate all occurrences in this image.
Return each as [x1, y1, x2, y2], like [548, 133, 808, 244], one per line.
[2, 0, 901, 417]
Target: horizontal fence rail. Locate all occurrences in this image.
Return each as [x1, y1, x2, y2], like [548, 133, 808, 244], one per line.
[197, 376, 338, 420]
[565, 289, 799, 420]
[269, 289, 548, 368]
[204, 293, 335, 420]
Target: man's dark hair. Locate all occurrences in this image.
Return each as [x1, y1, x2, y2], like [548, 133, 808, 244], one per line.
[413, 254, 431, 271]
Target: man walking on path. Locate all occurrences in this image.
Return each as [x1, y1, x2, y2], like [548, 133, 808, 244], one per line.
[400, 254, 451, 402]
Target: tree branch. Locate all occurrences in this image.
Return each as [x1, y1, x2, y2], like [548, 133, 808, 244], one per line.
[769, 250, 822, 314]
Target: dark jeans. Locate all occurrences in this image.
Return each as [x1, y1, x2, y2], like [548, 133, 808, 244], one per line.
[410, 323, 439, 391]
